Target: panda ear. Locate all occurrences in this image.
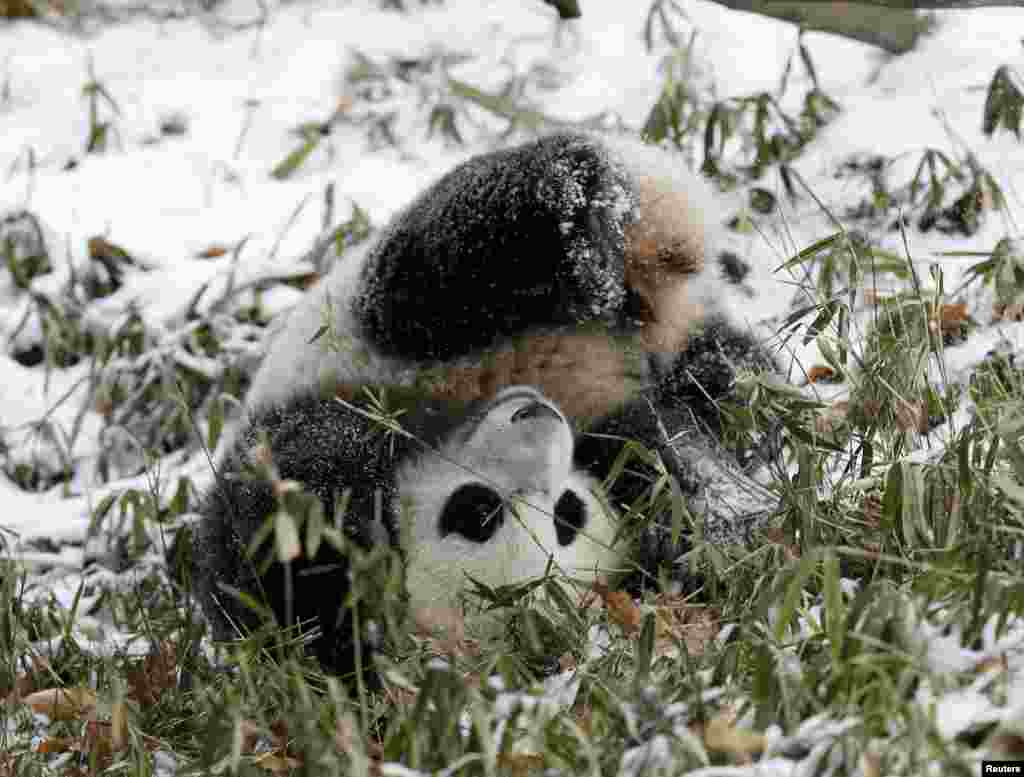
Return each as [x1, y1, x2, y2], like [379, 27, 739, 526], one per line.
[438, 483, 504, 543]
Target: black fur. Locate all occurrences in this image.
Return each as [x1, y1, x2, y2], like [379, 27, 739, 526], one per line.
[439, 483, 505, 543]
[654, 314, 778, 432]
[191, 391, 496, 677]
[353, 132, 638, 362]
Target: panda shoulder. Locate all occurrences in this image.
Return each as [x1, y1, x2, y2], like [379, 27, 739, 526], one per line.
[242, 239, 379, 419]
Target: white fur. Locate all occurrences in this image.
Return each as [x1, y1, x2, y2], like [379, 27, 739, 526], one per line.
[244, 241, 407, 414]
[395, 389, 623, 613]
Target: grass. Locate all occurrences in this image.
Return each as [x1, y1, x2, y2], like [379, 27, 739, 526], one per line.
[2, 2, 1024, 774]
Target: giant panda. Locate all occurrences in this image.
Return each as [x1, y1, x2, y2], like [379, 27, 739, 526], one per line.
[191, 131, 779, 680]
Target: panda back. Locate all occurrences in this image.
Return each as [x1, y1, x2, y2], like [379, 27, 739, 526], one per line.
[244, 240, 398, 415]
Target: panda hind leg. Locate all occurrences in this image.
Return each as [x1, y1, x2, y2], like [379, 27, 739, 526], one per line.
[190, 396, 406, 685]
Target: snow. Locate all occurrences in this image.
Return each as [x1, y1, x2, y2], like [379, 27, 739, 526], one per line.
[2, 0, 1024, 768]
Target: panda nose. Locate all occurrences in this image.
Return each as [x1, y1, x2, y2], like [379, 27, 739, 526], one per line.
[510, 401, 563, 424]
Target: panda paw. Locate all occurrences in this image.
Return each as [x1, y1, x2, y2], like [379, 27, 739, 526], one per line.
[354, 132, 638, 363]
[352, 131, 711, 366]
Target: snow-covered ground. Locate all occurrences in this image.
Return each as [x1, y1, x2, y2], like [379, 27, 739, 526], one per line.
[3, 0, 1023, 540]
[3, 0, 1024, 769]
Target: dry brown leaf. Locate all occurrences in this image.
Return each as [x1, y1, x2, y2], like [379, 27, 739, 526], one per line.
[975, 653, 1008, 674]
[36, 736, 77, 753]
[994, 302, 1024, 322]
[937, 302, 968, 325]
[703, 713, 765, 762]
[110, 701, 129, 752]
[333, 715, 384, 771]
[0, 0, 38, 18]
[413, 606, 479, 657]
[573, 703, 594, 736]
[862, 494, 883, 526]
[426, 634, 480, 659]
[806, 365, 836, 384]
[558, 652, 577, 672]
[497, 752, 545, 777]
[84, 720, 117, 763]
[989, 731, 1024, 758]
[295, 272, 321, 290]
[815, 400, 849, 435]
[127, 641, 177, 707]
[87, 235, 131, 261]
[0, 752, 17, 777]
[23, 687, 97, 720]
[270, 718, 291, 750]
[384, 684, 418, 708]
[860, 751, 882, 777]
[36, 721, 160, 768]
[602, 590, 641, 636]
[3, 655, 48, 703]
[653, 597, 720, 658]
[415, 606, 464, 634]
[579, 576, 609, 610]
[238, 719, 264, 754]
[333, 95, 355, 118]
[253, 751, 303, 773]
[945, 489, 961, 516]
[894, 399, 927, 434]
[239, 718, 299, 772]
[37, 721, 118, 770]
[762, 527, 800, 561]
[195, 244, 229, 259]
[861, 399, 882, 419]
[928, 302, 968, 336]
[334, 714, 358, 753]
[93, 392, 115, 418]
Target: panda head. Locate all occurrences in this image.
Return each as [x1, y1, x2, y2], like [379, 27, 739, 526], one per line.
[395, 386, 623, 617]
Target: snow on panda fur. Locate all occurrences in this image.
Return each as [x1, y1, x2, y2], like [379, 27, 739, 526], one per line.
[241, 131, 719, 431]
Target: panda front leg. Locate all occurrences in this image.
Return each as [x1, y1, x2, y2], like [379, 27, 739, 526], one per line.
[575, 312, 782, 593]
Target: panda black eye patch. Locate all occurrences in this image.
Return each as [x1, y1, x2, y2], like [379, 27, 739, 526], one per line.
[553, 489, 587, 546]
[439, 483, 505, 543]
